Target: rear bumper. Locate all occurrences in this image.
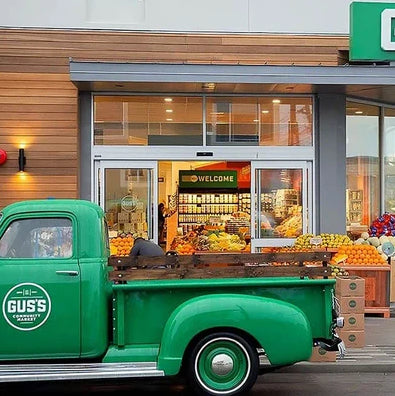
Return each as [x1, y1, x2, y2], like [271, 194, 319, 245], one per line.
[313, 335, 342, 351]
[313, 314, 344, 351]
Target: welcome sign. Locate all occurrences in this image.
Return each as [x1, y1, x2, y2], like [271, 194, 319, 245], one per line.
[179, 170, 238, 189]
[350, 1, 395, 61]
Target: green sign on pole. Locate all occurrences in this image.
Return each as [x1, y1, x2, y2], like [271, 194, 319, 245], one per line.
[350, 1, 395, 61]
[179, 170, 238, 189]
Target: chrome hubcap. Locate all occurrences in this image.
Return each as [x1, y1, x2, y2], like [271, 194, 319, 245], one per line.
[211, 353, 234, 376]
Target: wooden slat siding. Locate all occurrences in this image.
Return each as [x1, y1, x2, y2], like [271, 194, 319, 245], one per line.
[0, 28, 349, 209]
[0, 29, 349, 67]
[0, 71, 78, 210]
[0, 42, 339, 54]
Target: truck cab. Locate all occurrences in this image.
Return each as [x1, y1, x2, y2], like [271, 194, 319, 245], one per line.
[0, 199, 110, 360]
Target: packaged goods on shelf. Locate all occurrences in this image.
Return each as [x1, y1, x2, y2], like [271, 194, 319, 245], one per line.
[225, 212, 250, 235]
[273, 189, 299, 218]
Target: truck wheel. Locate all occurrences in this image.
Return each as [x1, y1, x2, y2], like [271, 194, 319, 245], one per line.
[186, 332, 259, 396]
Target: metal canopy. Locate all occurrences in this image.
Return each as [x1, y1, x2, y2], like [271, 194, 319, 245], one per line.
[70, 61, 395, 104]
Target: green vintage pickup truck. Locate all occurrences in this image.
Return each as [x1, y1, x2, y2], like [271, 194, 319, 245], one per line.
[0, 199, 343, 395]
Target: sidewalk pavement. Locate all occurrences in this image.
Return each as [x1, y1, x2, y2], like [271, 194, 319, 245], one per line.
[279, 304, 395, 373]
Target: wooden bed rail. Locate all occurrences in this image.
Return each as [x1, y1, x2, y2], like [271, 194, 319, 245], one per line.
[108, 251, 333, 281]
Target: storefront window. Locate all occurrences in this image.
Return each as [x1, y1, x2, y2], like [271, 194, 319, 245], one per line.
[255, 168, 303, 238]
[94, 96, 203, 145]
[346, 102, 380, 233]
[103, 168, 153, 241]
[205, 96, 313, 146]
[384, 107, 395, 213]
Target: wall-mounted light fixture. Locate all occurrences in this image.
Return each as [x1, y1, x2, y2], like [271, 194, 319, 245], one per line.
[18, 148, 26, 172]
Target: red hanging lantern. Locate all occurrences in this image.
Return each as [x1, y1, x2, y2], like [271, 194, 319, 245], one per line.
[0, 149, 7, 165]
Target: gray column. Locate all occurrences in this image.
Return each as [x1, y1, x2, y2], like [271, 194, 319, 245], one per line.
[79, 92, 92, 201]
[316, 94, 346, 234]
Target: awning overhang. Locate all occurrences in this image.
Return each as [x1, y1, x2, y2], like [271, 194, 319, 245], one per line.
[70, 61, 395, 104]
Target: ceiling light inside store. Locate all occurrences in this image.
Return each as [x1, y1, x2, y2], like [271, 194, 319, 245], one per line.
[166, 118, 173, 121]
[166, 109, 173, 113]
[202, 83, 216, 91]
[272, 99, 281, 104]
[164, 98, 173, 102]
[261, 110, 269, 114]
[355, 111, 363, 114]
[253, 119, 259, 122]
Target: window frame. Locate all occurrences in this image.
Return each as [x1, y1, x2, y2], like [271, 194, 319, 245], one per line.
[0, 214, 76, 260]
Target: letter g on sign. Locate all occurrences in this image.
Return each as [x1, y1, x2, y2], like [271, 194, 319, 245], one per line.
[381, 9, 395, 50]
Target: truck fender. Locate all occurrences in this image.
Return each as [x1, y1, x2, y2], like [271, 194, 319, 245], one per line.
[157, 293, 312, 375]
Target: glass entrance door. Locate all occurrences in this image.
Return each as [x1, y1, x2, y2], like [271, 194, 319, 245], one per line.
[95, 161, 158, 241]
[250, 161, 312, 251]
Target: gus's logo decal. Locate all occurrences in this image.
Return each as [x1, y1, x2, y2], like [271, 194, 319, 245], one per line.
[2, 283, 51, 331]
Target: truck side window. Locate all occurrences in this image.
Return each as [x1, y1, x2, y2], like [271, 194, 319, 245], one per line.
[0, 218, 72, 258]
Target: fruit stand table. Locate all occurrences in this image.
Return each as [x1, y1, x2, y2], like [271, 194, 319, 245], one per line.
[342, 265, 391, 318]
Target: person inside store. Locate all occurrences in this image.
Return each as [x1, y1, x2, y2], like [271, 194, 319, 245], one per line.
[129, 237, 165, 257]
[158, 202, 168, 245]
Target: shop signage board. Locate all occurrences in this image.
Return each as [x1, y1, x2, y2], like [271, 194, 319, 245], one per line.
[350, 1, 395, 61]
[179, 170, 237, 189]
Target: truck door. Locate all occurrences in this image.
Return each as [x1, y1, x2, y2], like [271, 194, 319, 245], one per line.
[0, 215, 81, 360]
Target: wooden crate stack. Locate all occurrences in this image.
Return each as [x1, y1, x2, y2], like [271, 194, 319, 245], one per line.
[336, 276, 366, 348]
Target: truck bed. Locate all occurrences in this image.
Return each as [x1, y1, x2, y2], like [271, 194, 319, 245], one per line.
[108, 251, 333, 281]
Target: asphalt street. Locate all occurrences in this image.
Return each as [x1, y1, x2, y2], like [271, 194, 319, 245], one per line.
[1, 372, 395, 396]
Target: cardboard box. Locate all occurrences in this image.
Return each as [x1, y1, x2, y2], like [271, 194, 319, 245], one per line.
[342, 313, 365, 331]
[338, 329, 365, 348]
[335, 276, 365, 297]
[337, 296, 365, 314]
[309, 347, 337, 362]
[118, 212, 130, 223]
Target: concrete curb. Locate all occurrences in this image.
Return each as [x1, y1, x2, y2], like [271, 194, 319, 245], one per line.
[276, 362, 395, 373]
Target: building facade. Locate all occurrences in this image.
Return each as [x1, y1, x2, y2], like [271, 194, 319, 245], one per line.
[0, 0, 394, 253]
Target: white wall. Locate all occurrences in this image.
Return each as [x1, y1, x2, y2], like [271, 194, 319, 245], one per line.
[0, 0, 393, 34]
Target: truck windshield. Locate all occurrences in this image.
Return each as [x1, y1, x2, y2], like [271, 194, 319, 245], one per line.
[0, 218, 72, 258]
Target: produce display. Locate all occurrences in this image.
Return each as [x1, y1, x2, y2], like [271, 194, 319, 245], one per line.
[261, 246, 324, 266]
[368, 213, 395, 237]
[329, 264, 349, 277]
[331, 244, 388, 266]
[170, 228, 248, 254]
[110, 234, 134, 256]
[354, 232, 395, 261]
[294, 233, 353, 249]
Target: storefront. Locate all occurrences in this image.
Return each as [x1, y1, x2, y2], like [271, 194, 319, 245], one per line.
[87, 92, 315, 252]
[65, 56, 394, 255]
[0, 1, 394, 259]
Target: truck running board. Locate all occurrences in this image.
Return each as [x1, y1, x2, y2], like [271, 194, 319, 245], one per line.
[0, 362, 164, 383]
